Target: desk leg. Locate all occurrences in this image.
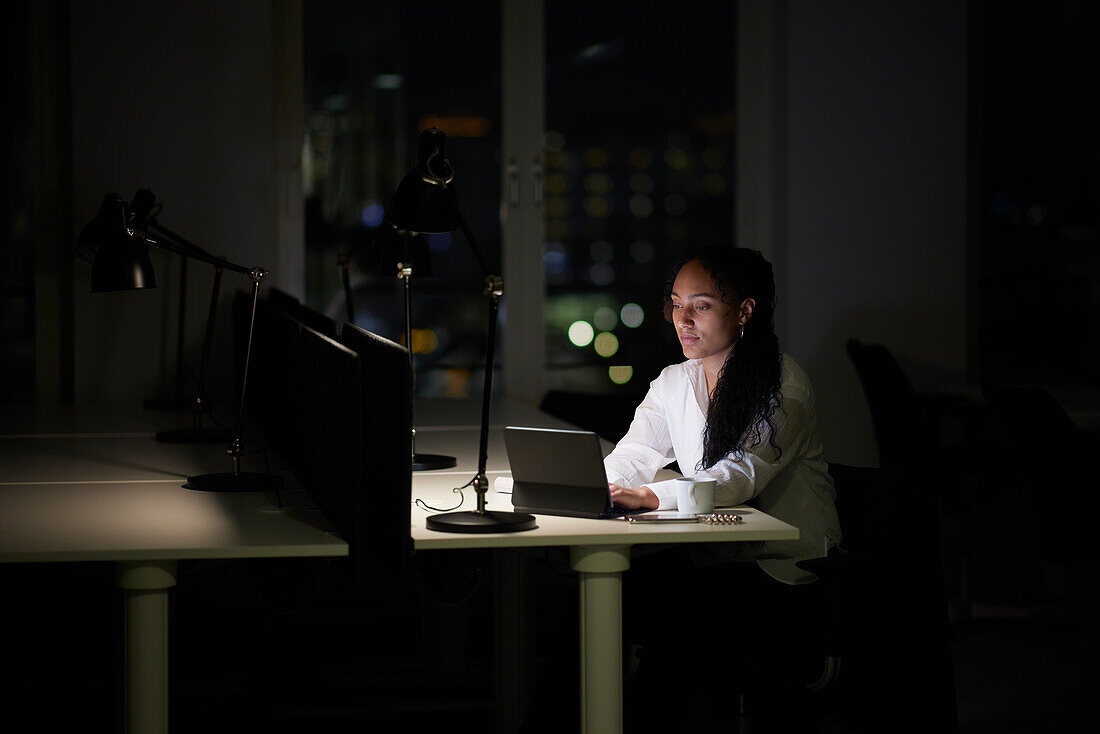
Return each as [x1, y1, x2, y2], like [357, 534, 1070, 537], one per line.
[116, 561, 177, 734]
[493, 549, 533, 734]
[570, 545, 631, 734]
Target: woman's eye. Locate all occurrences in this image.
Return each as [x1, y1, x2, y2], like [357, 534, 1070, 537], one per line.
[696, 304, 709, 311]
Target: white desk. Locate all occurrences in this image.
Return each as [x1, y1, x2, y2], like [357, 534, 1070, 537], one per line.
[411, 398, 799, 734]
[0, 403, 348, 734]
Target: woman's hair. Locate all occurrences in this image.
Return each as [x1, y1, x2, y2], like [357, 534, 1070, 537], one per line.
[662, 245, 783, 468]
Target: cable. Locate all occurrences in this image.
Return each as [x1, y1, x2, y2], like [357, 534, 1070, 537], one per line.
[414, 476, 473, 513]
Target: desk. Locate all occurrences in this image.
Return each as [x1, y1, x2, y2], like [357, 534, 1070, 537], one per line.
[0, 403, 348, 734]
[411, 398, 799, 734]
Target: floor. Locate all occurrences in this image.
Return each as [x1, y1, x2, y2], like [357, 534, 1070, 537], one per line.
[2, 516, 1098, 733]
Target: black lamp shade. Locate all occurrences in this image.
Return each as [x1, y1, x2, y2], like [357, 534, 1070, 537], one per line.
[388, 127, 459, 234]
[91, 237, 157, 292]
[85, 194, 157, 292]
[389, 170, 459, 234]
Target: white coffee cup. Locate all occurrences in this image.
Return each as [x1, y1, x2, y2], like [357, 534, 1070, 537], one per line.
[675, 477, 716, 514]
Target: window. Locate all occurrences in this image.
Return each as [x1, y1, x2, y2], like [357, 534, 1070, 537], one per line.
[303, 1, 501, 397]
[543, 1, 737, 393]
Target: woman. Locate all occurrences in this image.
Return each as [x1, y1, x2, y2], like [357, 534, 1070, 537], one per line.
[605, 244, 841, 584]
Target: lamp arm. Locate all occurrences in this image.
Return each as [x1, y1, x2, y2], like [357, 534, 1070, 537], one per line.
[142, 230, 257, 280]
[146, 221, 215, 261]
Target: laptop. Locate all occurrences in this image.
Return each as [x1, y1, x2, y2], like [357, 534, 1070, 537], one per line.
[503, 426, 651, 519]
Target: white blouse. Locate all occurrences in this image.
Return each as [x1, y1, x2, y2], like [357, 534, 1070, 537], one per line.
[604, 354, 842, 584]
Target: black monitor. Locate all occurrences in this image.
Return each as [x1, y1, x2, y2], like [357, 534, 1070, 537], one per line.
[245, 297, 305, 467]
[339, 322, 413, 588]
[263, 290, 339, 341]
[297, 326, 364, 568]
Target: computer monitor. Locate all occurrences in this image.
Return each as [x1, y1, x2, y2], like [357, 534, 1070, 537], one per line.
[339, 322, 413, 587]
[297, 325, 364, 564]
[243, 297, 305, 467]
[263, 289, 339, 341]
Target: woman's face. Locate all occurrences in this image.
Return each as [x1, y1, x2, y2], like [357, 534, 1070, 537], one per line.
[670, 260, 746, 366]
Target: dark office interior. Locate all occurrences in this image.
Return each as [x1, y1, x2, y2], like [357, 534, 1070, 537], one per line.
[3, 1, 1099, 732]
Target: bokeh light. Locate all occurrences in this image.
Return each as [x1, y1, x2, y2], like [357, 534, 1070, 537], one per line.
[594, 306, 618, 331]
[546, 173, 571, 195]
[702, 173, 727, 196]
[544, 242, 568, 274]
[360, 201, 385, 228]
[568, 320, 595, 347]
[588, 262, 615, 285]
[620, 303, 644, 328]
[629, 195, 653, 218]
[410, 328, 438, 354]
[546, 197, 572, 217]
[664, 193, 687, 216]
[594, 331, 620, 357]
[590, 240, 614, 262]
[664, 148, 692, 171]
[609, 366, 634, 384]
[584, 196, 611, 218]
[584, 173, 613, 195]
[629, 148, 653, 169]
[582, 147, 608, 168]
[544, 130, 566, 152]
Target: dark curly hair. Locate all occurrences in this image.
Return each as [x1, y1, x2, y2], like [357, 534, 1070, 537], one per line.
[662, 245, 783, 469]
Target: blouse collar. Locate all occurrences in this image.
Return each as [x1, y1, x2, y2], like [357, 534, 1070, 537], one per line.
[685, 359, 710, 418]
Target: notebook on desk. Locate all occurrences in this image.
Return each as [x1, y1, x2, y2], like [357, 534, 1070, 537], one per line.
[503, 426, 650, 519]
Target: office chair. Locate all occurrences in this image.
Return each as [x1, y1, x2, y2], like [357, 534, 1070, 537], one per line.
[845, 338, 993, 623]
[793, 463, 959, 734]
[845, 339, 988, 473]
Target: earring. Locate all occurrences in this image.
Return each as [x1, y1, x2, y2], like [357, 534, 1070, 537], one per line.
[738, 323, 745, 340]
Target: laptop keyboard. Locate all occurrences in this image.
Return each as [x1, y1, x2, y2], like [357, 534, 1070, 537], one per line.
[599, 506, 653, 519]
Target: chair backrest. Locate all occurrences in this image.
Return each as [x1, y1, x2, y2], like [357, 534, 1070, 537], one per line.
[845, 339, 926, 470]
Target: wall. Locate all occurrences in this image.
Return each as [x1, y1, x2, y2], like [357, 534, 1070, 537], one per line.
[780, 1, 969, 466]
[69, 1, 301, 404]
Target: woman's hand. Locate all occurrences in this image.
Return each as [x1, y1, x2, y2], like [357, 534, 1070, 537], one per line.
[609, 484, 659, 510]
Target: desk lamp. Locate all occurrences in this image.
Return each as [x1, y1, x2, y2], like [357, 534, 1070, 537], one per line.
[86, 192, 284, 492]
[336, 218, 450, 471]
[390, 127, 535, 532]
[77, 194, 190, 411]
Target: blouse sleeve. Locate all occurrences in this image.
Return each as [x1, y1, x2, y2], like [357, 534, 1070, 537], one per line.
[603, 381, 675, 492]
[696, 394, 814, 507]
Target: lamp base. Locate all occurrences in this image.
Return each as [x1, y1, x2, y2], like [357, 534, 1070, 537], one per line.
[413, 453, 458, 471]
[156, 426, 233, 444]
[184, 471, 285, 492]
[425, 509, 537, 534]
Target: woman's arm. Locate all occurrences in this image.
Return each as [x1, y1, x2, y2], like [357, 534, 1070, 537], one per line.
[603, 382, 675, 491]
[697, 395, 816, 506]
